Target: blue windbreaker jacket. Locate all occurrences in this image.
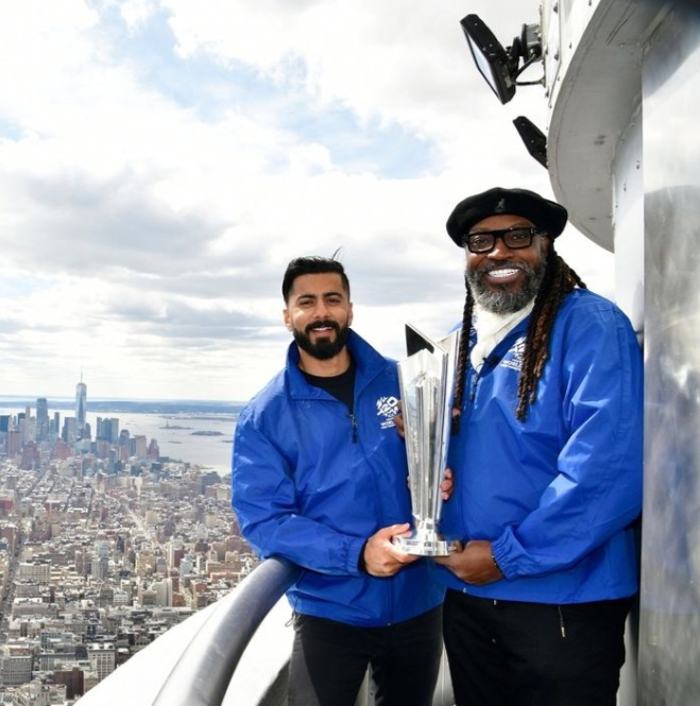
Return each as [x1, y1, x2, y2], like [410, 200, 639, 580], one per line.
[232, 330, 444, 627]
[439, 289, 643, 603]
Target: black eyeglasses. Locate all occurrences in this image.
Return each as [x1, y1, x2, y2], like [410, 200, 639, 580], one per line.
[461, 226, 545, 254]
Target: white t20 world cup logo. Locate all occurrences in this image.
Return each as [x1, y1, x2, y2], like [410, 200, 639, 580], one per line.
[376, 396, 400, 429]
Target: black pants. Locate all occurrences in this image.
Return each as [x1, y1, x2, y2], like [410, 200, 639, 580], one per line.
[443, 590, 631, 706]
[288, 606, 443, 706]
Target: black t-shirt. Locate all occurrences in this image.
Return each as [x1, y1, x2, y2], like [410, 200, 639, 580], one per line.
[302, 360, 356, 413]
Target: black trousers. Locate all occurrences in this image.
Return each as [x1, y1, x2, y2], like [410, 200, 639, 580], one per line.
[288, 606, 443, 706]
[443, 589, 632, 706]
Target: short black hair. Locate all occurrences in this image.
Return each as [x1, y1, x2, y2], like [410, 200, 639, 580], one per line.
[281, 256, 350, 302]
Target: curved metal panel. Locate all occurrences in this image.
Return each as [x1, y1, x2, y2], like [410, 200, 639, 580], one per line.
[152, 557, 300, 706]
[545, 0, 659, 251]
[639, 4, 700, 704]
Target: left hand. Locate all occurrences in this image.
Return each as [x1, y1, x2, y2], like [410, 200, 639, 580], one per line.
[394, 411, 405, 438]
[434, 540, 503, 585]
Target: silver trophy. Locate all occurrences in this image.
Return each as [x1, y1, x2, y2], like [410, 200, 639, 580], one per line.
[394, 325, 460, 557]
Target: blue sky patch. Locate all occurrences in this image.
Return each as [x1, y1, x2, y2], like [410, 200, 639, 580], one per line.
[0, 273, 49, 300]
[93, 5, 440, 179]
[0, 117, 24, 141]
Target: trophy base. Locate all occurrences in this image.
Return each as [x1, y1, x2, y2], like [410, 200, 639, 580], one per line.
[393, 531, 456, 557]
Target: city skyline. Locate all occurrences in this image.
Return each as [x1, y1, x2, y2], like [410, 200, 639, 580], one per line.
[0, 379, 161, 462]
[0, 375, 237, 478]
[0, 0, 614, 402]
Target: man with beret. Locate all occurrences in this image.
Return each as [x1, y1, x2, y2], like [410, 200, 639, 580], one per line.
[232, 255, 445, 706]
[435, 187, 643, 706]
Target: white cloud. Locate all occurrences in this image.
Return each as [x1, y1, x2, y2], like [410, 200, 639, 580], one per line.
[119, 0, 160, 32]
[0, 0, 614, 400]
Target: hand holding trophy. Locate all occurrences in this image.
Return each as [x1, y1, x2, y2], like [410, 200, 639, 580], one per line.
[394, 325, 460, 557]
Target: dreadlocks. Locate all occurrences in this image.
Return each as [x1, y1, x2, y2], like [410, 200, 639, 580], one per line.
[452, 242, 586, 427]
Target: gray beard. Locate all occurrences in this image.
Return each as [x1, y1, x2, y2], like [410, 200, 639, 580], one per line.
[466, 258, 546, 314]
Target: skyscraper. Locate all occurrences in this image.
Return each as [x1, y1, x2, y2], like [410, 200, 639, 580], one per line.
[76, 378, 87, 438]
[36, 398, 49, 442]
[62, 418, 77, 445]
[96, 418, 119, 443]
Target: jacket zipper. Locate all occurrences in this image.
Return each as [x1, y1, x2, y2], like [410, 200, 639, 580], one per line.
[469, 367, 483, 402]
[350, 413, 358, 443]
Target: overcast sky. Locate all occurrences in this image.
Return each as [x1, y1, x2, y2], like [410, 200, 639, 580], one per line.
[0, 0, 613, 402]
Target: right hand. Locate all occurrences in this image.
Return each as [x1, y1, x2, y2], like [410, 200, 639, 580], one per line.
[434, 540, 502, 585]
[363, 523, 418, 577]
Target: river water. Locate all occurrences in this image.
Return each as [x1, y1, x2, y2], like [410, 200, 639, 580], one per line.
[0, 407, 237, 477]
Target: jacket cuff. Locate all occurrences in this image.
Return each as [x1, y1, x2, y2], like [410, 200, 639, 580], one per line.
[490, 528, 526, 580]
[345, 536, 366, 577]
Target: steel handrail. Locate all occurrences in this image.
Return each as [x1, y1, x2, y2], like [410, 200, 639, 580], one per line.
[152, 557, 300, 706]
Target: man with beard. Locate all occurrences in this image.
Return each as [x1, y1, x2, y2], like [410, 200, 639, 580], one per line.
[434, 188, 643, 706]
[232, 256, 444, 706]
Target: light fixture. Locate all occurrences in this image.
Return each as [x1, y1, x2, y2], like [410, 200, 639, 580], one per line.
[460, 14, 543, 105]
[513, 116, 547, 168]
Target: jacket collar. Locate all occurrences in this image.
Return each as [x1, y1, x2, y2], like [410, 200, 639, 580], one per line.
[285, 329, 387, 400]
[470, 313, 531, 375]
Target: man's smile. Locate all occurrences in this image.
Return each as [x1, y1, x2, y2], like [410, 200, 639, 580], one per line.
[306, 320, 340, 337]
[478, 263, 527, 288]
[483, 267, 523, 284]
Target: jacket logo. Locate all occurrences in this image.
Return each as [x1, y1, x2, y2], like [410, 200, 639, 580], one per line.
[500, 337, 526, 371]
[376, 396, 399, 429]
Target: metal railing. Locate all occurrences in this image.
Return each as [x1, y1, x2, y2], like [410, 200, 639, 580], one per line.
[152, 557, 300, 706]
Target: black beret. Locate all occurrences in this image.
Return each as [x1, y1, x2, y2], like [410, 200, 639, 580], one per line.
[446, 187, 568, 246]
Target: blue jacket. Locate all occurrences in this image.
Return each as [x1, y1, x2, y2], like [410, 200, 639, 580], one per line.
[232, 330, 444, 627]
[439, 289, 643, 603]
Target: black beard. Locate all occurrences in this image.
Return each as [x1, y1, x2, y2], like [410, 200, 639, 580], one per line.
[466, 258, 546, 314]
[293, 320, 350, 360]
